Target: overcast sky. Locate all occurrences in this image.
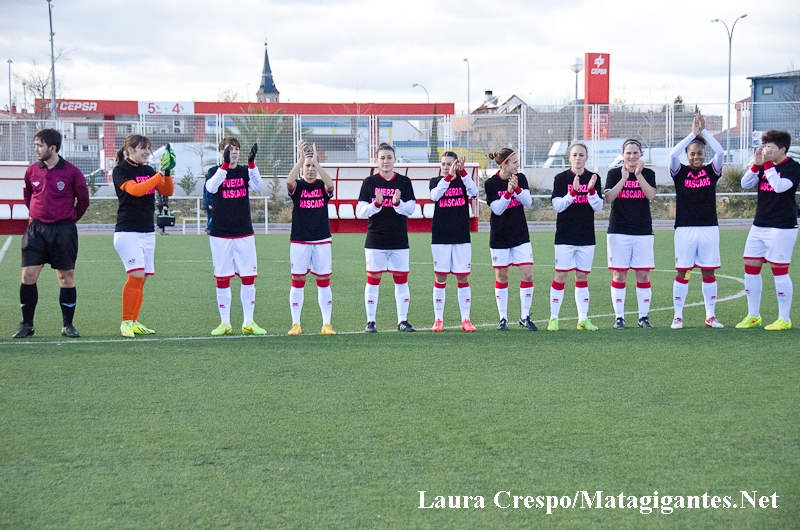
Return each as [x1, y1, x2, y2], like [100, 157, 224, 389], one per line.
[1, 0, 798, 114]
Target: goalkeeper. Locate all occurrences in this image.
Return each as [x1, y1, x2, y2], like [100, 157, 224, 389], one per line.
[112, 137, 175, 338]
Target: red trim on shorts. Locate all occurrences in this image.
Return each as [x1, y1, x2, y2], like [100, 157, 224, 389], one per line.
[291, 279, 306, 288]
[387, 269, 410, 274]
[290, 240, 332, 245]
[308, 270, 331, 277]
[434, 270, 471, 276]
[698, 265, 721, 270]
[765, 259, 790, 267]
[608, 267, 629, 271]
[125, 267, 145, 274]
[551, 281, 565, 290]
[366, 275, 381, 285]
[366, 269, 387, 274]
[214, 274, 235, 280]
[744, 264, 762, 275]
[636, 282, 651, 289]
[555, 267, 576, 273]
[611, 281, 626, 289]
[675, 276, 689, 284]
[702, 276, 717, 283]
[145, 272, 154, 276]
[675, 267, 693, 272]
[511, 262, 533, 267]
[631, 267, 654, 271]
[577, 269, 591, 275]
[495, 281, 508, 289]
[575, 281, 588, 288]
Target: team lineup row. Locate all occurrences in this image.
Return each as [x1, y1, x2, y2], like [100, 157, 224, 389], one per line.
[11, 120, 800, 338]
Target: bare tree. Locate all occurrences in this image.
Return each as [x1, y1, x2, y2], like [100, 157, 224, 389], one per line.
[184, 142, 216, 173]
[215, 89, 239, 102]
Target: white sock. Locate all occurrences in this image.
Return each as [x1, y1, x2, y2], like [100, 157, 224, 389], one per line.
[289, 286, 304, 325]
[673, 279, 689, 319]
[611, 283, 626, 318]
[744, 273, 762, 317]
[395, 281, 410, 323]
[365, 282, 379, 322]
[241, 284, 256, 325]
[457, 283, 471, 321]
[520, 282, 533, 320]
[575, 283, 590, 321]
[636, 283, 652, 318]
[550, 282, 564, 319]
[701, 279, 717, 319]
[318, 285, 333, 325]
[774, 274, 793, 321]
[216, 287, 231, 325]
[433, 282, 446, 321]
[495, 283, 508, 320]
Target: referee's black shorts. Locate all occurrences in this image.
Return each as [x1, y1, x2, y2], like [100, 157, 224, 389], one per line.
[21, 219, 79, 270]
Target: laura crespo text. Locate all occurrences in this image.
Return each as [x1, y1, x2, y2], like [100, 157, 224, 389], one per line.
[418, 491, 780, 514]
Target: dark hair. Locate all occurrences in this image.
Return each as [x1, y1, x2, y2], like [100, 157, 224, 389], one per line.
[219, 137, 241, 151]
[116, 134, 152, 165]
[488, 147, 515, 166]
[622, 138, 642, 152]
[377, 143, 395, 154]
[34, 128, 62, 152]
[442, 151, 458, 160]
[762, 130, 791, 153]
[686, 136, 707, 152]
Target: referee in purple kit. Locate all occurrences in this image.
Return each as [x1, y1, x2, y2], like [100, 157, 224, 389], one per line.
[13, 128, 90, 338]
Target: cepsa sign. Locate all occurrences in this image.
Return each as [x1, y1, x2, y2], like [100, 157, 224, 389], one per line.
[59, 101, 98, 112]
[584, 52, 610, 105]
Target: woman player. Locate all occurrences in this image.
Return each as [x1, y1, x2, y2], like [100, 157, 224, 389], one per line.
[286, 140, 336, 335]
[484, 148, 536, 331]
[548, 142, 604, 331]
[356, 143, 417, 332]
[604, 139, 657, 329]
[112, 135, 174, 337]
[429, 151, 478, 332]
[669, 113, 725, 329]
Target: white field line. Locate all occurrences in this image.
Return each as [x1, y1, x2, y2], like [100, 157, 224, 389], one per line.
[0, 271, 745, 347]
[0, 236, 12, 263]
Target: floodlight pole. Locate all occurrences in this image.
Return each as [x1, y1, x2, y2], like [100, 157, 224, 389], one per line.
[569, 58, 584, 143]
[712, 14, 747, 163]
[48, 0, 57, 121]
[463, 58, 470, 162]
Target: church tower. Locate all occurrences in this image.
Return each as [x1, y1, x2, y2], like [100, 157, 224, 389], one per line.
[256, 40, 280, 103]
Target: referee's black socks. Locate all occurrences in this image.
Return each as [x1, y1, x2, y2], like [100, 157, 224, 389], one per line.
[20, 283, 38, 325]
[60, 287, 77, 326]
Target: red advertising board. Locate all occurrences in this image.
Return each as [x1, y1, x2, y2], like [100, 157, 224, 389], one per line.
[584, 52, 610, 105]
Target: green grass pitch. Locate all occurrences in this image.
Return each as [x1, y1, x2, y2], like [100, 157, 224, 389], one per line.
[1, 230, 798, 528]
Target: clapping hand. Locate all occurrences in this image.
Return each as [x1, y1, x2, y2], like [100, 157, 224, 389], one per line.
[374, 189, 384, 206]
[754, 147, 764, 166]
[392, 189, 401, 206]
[223, 145, 231, 165]
[248, 143, 258, 165]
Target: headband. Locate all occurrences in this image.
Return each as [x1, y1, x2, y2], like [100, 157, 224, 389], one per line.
[498, 151, 516, 167]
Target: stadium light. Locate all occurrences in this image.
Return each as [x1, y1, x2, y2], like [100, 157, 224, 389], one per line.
[712, 14, 747, 163]
[463, 58, 470, 162]
[569, 57, 584, 143]
[411, 84, 429, 103]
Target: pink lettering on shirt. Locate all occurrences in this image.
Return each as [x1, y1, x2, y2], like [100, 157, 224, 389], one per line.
[135, 175, 156, 195]
[497, 190, 521, 208]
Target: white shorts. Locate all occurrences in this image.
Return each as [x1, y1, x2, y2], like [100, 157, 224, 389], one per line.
[431, 243, 472, 275]
[674, 226, 721, 270]
[290, 241, 332, 276]
[365, 248, 410, 273]
[743, 226, 798, 266]
[607, 233, 655, 270]
[114, 231, 156, 275]
[490, 242, 534, 269]
[554, 244, 595, 273]
[210, 235, 258, 279]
